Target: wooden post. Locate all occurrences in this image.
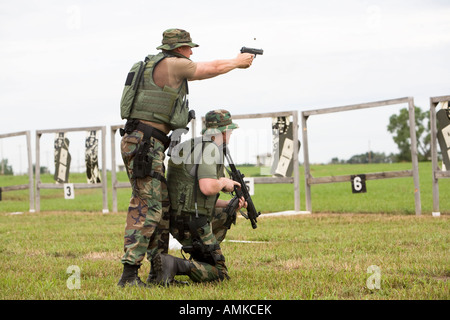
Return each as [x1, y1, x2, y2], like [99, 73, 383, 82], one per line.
[35, 131, 41, 212]
[26, 131, 35, 212]
[101, 126, 109, 213]
[430, 97, 440, 214]
[429, 95, 450, 215]
[301, 112, 312, 212]
[292, 111, 300, 212]
[407, 98, 422, 215]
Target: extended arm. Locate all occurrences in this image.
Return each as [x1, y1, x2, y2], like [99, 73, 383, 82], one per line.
[189, 53, 254, 81]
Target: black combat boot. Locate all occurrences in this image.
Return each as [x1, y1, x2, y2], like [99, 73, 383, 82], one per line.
[151, 253, 193, 286]
[146, 265, 157, 284]
[117, 264, 148, 288]
[147, 263, 190, 286]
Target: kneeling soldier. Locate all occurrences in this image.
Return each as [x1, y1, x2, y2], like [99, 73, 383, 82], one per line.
[152, 109, 246, 285]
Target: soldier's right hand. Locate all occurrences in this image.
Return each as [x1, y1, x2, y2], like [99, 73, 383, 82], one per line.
[236, 53, 254, 69]
[220, 177, 241, 193]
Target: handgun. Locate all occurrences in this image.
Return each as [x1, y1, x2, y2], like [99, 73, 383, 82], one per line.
[240, 47, 264, 56]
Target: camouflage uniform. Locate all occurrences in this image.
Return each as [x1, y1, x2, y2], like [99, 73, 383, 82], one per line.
[120, 129, 170, 265]
[118, 28, 200, 288]
[158, 109, 239, 284]
[156, 28, 199, 50]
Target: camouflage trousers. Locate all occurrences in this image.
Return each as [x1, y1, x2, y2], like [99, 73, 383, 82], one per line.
[170, 208, 233, 282]
[120, 130, 170, 266]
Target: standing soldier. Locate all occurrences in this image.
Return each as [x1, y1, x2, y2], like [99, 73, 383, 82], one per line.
[151, 110, 246, 285]
[117, 29, 254, 287]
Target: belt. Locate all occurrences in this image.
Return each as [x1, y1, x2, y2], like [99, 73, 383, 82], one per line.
[121, 119, 170, 150]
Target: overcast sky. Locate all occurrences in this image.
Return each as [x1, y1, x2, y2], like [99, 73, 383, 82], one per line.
[1, 0, 449, 173]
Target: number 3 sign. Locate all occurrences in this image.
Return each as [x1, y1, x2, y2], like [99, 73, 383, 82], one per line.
[64, 183, 75, 199]
[351, 174, 367, 193]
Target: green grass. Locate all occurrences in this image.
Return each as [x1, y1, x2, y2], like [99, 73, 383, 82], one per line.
[0, 162, 448, 300]
[1, 162, 448, 214]
[0, 211, 448, 299]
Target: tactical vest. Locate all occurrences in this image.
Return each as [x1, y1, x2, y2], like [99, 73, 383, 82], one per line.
[167, 138, 224, 217]
[120, 52, 190, 130]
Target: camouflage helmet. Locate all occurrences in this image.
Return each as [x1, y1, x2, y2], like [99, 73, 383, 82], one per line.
[202, 109, 239, 135]
[156, 28, 199, 50]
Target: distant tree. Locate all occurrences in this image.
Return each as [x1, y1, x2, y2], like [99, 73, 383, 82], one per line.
[346, 152, 394, 164]
[387, 106, 430, 161]
[330, 157, 341, 164]
[32, 164, 50, 174]
[0, 159, 14, 175]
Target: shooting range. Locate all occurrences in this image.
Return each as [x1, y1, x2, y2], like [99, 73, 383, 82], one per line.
[35, 126, 108, 213]
[1, 1, 449, 302]
[2, 96, 444, 217]
[302, 97, 422, 215]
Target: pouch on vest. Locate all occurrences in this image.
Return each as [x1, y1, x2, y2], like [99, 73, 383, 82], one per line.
[168, 79, 190, 130]
[120, 61, 145, 119]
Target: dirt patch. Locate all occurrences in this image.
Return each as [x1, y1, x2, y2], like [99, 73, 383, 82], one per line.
[83, 251, 121, 261]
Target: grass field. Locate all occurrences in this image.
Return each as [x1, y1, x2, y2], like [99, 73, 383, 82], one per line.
[1, 162, 449, 214]
[0, 212, 448, 300]
[0, 162, 448, 300]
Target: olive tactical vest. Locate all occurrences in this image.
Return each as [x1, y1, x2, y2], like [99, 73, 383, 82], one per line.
[121, 52, 190, 130]
[167, 138, 224, 217]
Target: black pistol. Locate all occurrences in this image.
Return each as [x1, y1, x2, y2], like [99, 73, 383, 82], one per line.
[240, 47, 264, 56]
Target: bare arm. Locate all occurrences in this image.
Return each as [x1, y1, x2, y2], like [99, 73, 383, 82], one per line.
[189, 53, 254, 81]
[216, 197, 247, 209]
[198, 177, 241, 196]
[215, 199, 229, 208]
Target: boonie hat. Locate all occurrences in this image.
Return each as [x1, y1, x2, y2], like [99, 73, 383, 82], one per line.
[156, 28, 199, 50]
[202, 109, 239, 135]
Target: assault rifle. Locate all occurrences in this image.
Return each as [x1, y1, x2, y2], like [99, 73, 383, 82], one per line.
[240, 47, 264, 57]
[223, 146, 260, 229]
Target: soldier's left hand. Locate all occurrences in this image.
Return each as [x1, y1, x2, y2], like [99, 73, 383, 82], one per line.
[237, 196, 247, 211]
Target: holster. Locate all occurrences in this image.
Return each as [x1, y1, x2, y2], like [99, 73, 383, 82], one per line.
[133, 140, 153, 179]
[121, 119, 169, 182]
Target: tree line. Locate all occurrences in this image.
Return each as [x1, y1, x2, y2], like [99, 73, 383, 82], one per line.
[331, 106, 432, 164]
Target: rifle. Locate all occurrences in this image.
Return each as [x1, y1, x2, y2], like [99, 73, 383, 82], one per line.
[223, 146, 261, 229]
[240, 47, 264, 57]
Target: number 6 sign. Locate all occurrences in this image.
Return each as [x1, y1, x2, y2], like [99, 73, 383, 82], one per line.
[351, 174, 367, 193]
